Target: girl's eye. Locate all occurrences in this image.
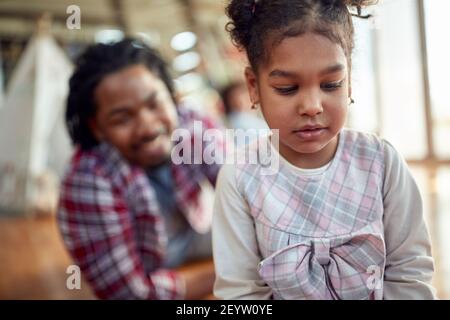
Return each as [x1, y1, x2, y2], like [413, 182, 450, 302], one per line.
[274, 86, 298, 95]
[321, 80, 344, 91]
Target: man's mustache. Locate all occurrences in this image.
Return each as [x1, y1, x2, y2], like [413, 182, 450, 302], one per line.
[133, 127, 168, 149]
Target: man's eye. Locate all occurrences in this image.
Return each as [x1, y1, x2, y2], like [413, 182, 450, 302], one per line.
[147, 102, 158, 110]
[111, 116, 131, 125]
[321, 81, 344, 91]
[148, 100, 163, 110]
[274, 86, 298, 95]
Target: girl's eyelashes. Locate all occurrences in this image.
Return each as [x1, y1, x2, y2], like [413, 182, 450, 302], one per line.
[321, 80, 345, 92]
[273, 80, 345, 95]
[274, 86, 298, 95]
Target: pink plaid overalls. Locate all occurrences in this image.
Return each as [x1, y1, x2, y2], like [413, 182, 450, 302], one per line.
[235, 129, 386, 300]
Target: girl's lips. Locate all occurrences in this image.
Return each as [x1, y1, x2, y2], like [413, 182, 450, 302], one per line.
[293, 127, 327, 140]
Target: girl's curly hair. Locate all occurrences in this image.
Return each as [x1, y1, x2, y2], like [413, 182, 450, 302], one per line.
[226, 0, 378, 70]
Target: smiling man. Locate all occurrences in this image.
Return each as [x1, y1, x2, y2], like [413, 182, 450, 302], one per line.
[58, 39, 221, 300]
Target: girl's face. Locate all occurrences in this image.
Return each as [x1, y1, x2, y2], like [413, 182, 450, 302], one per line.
[245, 33, 350, 169]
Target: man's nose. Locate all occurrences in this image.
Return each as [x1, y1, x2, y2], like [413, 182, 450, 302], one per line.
[135, 108, 161, 137]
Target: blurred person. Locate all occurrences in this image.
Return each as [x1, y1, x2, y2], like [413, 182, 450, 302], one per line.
[58, 39, 221, 300]
[220, 80, 267, 131]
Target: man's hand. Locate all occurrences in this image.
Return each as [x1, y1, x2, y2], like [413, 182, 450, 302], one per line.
[176, 258, 216, 299]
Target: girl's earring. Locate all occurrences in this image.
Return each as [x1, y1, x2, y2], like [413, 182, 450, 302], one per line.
[349, 97, 355, 105]
[252, 103, 260, 110]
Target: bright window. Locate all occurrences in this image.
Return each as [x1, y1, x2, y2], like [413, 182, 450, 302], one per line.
[425, 0, 450, 159]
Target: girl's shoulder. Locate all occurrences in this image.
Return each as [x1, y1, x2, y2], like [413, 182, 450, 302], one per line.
[341, 128, 408, 180]
[341, 128, 384, 148]
[341, 128, 403, 161]
[334, 129, 388, 179]
[340, 128, 387, 160]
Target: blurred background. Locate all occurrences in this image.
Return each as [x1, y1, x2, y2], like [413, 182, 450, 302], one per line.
[0, 0, 449, 299]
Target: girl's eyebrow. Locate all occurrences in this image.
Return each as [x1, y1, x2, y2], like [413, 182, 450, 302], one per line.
[319, 63, 345, 75]
[268, 69, 296, 78]
[268, 63, 345, 79]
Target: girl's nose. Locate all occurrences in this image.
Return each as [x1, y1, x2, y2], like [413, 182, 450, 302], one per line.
[297, 91, 323, 117]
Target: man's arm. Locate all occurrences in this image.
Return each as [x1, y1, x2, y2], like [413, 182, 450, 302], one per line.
[176, 259, 216, 299]
[58, 172, 184, 300]
[196, 110, 224, 187]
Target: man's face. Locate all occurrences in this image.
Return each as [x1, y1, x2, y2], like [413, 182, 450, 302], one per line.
[91, 64, 178, 168]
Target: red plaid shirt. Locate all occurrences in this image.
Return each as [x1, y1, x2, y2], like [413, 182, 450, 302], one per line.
[57, 106, 222, 299]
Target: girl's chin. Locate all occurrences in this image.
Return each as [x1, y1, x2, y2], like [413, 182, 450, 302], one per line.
[287, 141, 328, 155]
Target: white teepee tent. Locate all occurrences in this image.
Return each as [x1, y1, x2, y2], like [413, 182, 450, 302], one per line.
[0, 41, 4, 109]
[0, 32, 73, 215]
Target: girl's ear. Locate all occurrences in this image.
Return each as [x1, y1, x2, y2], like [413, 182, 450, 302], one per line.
[89, 117, 104, 141]
[244, 66, 260, 105]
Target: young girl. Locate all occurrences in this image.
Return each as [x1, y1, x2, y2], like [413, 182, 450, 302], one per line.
[212, 0, 436, 300]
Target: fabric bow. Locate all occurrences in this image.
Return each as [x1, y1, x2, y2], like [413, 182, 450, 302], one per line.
[258, 231, 385, 300]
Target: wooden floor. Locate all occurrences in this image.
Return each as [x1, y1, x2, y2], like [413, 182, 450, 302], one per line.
[0, 214, 216, 300]
[0, 165, 448, 299]
[0, 214, 96, 299]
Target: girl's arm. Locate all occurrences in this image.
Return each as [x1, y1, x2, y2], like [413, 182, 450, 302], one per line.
[382, 140, 437, 299]
[212, 164, 272, 299]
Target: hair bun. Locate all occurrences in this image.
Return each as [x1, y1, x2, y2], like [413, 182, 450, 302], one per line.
[342, 0, 377, 18]
[225, 0, 258, 49]
[343, 0, 378, 8]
